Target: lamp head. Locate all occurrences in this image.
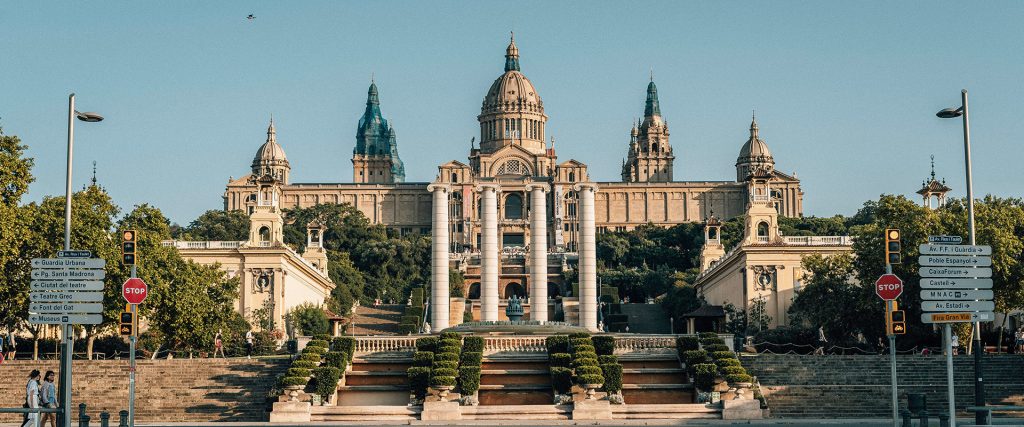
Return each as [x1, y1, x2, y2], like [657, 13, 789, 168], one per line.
[76, 111, 104, 122]
[936, 107, 963, 119]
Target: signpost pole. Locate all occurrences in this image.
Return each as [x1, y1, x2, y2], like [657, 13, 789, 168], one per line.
[957, 89, 985, 426]
[129, 265, 137, 427]
[59, 93, 75, 427]
[885, 264, 898, 427]
[945, 323, 956, 427]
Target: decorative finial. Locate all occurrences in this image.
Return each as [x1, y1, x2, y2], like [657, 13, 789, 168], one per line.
[650, 68, 654, 82]
[510, 31, 514, 42]
[371, 72, 374, 84]
[550, 136, 555, 148]
[930, 155, 936, 180]
[91, 161, 97, 186]
[471, 136, 475, 149]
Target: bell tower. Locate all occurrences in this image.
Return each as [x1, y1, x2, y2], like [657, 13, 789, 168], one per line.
[623, 77, 674, 182]
[247, 176, 285, 246]
[352, 80, 406, 183]
[743, 168, 780, 245]
[302, 221, 329, 275]
[700, 213, 725, 272]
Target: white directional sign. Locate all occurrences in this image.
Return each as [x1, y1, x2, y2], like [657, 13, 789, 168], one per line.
[29, 291, 104, 303]
[28, 313, 102, 325]
[920, 278, 993, 289]
[920, 289, 993, 301]
[31, 258, 106, 269]
[31, 268, 105, 280]
[29, 302, 103, 314]
[919, 267, 992, 278]
[30, 280, 104, 292]
[922, 312, 995, 324]
[919, 255, 992, 267]
[919, 244, 992, 256]
[56, 250, 92, 258]
[922, 300, 995, 312]
[929, 235, 964, 245]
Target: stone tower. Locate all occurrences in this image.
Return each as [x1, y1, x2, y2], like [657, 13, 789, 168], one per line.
[477, 33, 549, 156]
[736, 114, 775, 182]
[352, 81, 406, 183]
[699, 213, 725, 272]
[622, 78, 674, 182]
[251, 117, 290, 184]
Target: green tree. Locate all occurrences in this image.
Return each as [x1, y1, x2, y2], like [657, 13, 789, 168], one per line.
[450, 268, 465, 298]
[788, 253, 872, 341]
[0, 127, 34, 335]
[177, 209, 250, 241]
[287, 302, 329, 337]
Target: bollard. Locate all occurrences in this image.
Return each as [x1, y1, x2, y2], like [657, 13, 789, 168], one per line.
[899, 408, 912, 427]
[79, 414, 91, 427]
[99, 412, 110, 427]
[118, 410, 128, 427]
[78, 403, 87, 419]
[938, 412, 950, 427]
[919, 409, 930, 426]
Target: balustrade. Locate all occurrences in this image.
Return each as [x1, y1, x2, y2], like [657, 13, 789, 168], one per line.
[482, 336, 547, 354]
[353, 336, 418, 355]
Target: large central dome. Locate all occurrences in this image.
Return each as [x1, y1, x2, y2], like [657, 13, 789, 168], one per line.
[477, 35, 548, 155]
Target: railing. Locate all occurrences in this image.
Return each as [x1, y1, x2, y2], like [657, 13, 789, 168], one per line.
[483, 336, 548, 354]
[755, 236, 770, 243]
[614, 335, 679, 355]
[782, 236, 853, 246]
[161, 240, 243, 249]
[354, 336, 418, 354]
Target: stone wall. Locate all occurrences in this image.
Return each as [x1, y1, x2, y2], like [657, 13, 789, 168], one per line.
[0, 358, 287, 423]
[743, 354, 1024, 418]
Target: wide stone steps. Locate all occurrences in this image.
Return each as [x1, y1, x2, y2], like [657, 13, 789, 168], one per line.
[462, 404, 572, 420]
[350, 304, 405, 336]
[310, 404, 420, 421]
[611, 403, 720, 419]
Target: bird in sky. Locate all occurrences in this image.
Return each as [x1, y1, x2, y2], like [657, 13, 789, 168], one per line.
[246, 14, 255, 20]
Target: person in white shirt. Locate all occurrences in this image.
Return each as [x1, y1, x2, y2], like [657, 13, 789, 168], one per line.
[22, 369, 40, 427]
[245, 330, 254, 359]
[951, 334, 960, 355]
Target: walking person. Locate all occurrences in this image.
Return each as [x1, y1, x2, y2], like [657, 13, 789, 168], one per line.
[245, 330, 254, 359]
[7, 333, 17, 361]
[815, 326, 828, 355]
[951, 333, 960, 355]
[0, 334, 6, 364]
[213, 329, 225, 358]
[21, 369, 40, 427]
[39, 371, 57, 427]
[1014, 327, 1024, 354]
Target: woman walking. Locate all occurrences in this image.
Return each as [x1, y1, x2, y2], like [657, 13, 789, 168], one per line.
[213, 330, 225, 358]
[21, 369, 40, 427]
[39, 371, 57, 427]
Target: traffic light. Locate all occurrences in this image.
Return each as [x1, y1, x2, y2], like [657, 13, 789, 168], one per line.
[119, 311, 134, 336]
[889, 309, 906, 335]
[885, 228, 901, 265]
[122, 229, 137, 266]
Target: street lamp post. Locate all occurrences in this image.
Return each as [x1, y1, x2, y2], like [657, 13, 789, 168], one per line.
[59, 93, 103, 427]
[937, 89, 981, 426]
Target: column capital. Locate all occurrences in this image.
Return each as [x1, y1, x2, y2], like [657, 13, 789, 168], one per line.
[476, 183, 501, 193]
[572, 182, 599, 193]
[427, 183, 451, 193]
[525, 182, 550, 193]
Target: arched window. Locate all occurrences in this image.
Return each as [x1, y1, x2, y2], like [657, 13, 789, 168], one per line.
[708, 228, 718, 240]
[757, 222, 769, 237]
[259, 226, 271, 242]
[451, 172, 458, 183]
[505, 194, 523, 219]
[504, 282, 526, 299]
[568, 171, 576, 182]
[468, 283, 481, 299]
[652, 143, 659, 153]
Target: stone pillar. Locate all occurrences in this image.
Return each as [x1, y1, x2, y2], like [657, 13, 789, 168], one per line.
[428, 184, 450, 332]
[574, 183, 598, 330]
[526, 183, 549, 322]
[478, 184, 500, 322]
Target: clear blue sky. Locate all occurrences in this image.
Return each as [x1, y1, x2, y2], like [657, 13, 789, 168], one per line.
[2, 1, 1022, 225]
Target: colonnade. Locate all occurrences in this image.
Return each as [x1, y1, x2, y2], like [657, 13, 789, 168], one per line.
[428, 181, 598, 332]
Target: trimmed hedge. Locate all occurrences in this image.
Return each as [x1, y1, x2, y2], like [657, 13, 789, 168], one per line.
[460, 352, 482, 367]
[550, 353, 572, 368]
[551, 367, 573, 394]
[546, 335, 569, 354]
[592, 336, 616, 356]
[714, 358, 741, 368]
[287, 367, 311, 377]
[574, 350, 598, 361]
[600, 363, 623, 393]
[400, 315, 420, 326]
[408, 367, 431, 399]
[331, 337, 355, 363]
[721, 366, 747, 376]
[406, 306, 424, 322]
[433, 360, 459, 370]
[598, 355, 618, 365]
[299, 352, 322, 361]
[683, 350, 709, 368]
[323, 352, 347, 370]
[459, 366, 481, 394]
[303, 345, 326, 354]
[307, 339, 329, 349]
[704, 344, 730, 353]
[575, 365, 603, 376]
[398, 322, 419, 335]
[411, 288, 425, 308]
[430, 375, 456, 387]
[313, 334, 331, 341]
[414, 351, 435, 367]
[280, 376, 307, 387]
[290, 360, 318, 369]
[572, 357, 599, 369]
[416, 337, 438, 352]
[569, 338, 591, 348]
[313, 367, 342, 400]
[438, 332, 460, 341]
[698, 332, 718, 340]
[568, 332, 591, 339]
[701, 337, 726, 346]
[577, 374, 605, 385]
[463, 336, 484, 353]
[437, 345, 461, 356]
[432, 368, 458, 378]
[726, 373, 753, 384]
[693, 363, 718, 391]
[710, 351, 735, 360]
[573, 344, 596, 354]
[677, 336, 700, 352]
[436, 352, 460, 363]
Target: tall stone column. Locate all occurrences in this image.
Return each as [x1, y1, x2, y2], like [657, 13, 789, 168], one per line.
[478, 184, 500, 322]
[428, 184, 450, 332]
[526, 183, 549, 322]
[574, 183, 599, 330]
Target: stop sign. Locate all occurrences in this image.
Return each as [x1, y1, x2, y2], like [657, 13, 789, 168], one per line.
[875, 273, 903, 300]
[122, 278, 148, 304]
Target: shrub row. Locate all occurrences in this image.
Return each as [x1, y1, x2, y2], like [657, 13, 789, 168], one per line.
[459, 336, 484, 396]
[569, 334, 605, 388]
[312, 366, 342, 401]
[331, 337, 355, 365]
[408, 337, 435, 399]
[431, 334, 461, 388]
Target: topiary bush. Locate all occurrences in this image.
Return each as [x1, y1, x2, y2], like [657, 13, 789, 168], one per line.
[408, 367, 431, 399]
[598, 355, 618, 365]
[592, 336, 616, 356]
[287, 367, 311, 378]
[710, 351, 735, 360]
[312, 367, 342, 401]
[576, 373, 605, 386]
[290, 360, 318, 369]
[722, 366, 747, 376]
[313, 334, 331, 342]
[693, 363, 718, 391]
[431, 368, 458, 378]
[568, 332, 591, 340]
[433, 360, 459, 370]
[572, 357, 599, 369]
[436, 352, 460, 363]
[437, 345, 461, 356]
[324, 351, 346, 370]
[683, 350, 709, 368]
[463, 336, 484, 353]
[460, 352, 482, 367]
[331, 337, 355, 364]
[280, 376, 307, 387]
[303, 345, 327, 354]
[726, 373, 753, 384]
[704, 344, 730, 353]
[550, 353, 572, 368]
[574, 350, 598, 360]
[439, 332, 460, 341]
[546, 335, 569, 354]
[575, 365, 603, 376]
[414, 351, 435, 367]
[701, 336, 726, 347]
[299, 352, 322, 361]
[430, 375, 456, 387]
[569, 338, 591, 348]
[458, 366, 481, 394]
[600, 363, 623, 393]
[415, 336, 438, 352]
[573, 344, 596, 354]
[698, 332, 718, 340]
[677, 336, 700, 352]
[551, 367, 573, 394]
[307, 339, 329, 349]
[714, 358, 741, 368]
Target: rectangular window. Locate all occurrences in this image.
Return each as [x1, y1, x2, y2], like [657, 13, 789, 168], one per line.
[420, 227, 431, 235]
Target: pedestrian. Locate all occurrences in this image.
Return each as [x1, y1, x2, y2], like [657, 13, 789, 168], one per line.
[815, 326, 828, 355]
[245, 330, 254, 359]
[1015, 328, 1024, 354]
[39, 371, 57, 427]
[7, 333, 17, 361]
[22, 369, 40, 427]
[877, 337, 886, 354]
[952, 333, 960, 355]
[213, 329, 225, 358]
[0, 334, 5, 364]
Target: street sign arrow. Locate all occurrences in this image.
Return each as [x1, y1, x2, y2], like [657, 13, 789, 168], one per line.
[919, 244, 992, 256]
[919, 255, 992, 267]
[31, 269, 105, 280]
[919, 267, 993, 278]
[920, 278, 993, 289]
[29, 302, 104, 314]
[29, 291, 104, 303]
[922, 312, 995, 324]
[28, 313, 102, 325]
[922, 300, 995, 312]
[920, 289, 993, 301]
[31, 258, 106, 269]
[30, 280, 104, 292]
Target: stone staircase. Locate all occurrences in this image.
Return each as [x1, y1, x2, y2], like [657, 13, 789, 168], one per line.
[620, 354, 694, 405]
[619, 303, 671, 334]
[349, 304, 404, 336]
[312, 354, 414, 421]
[0, 358, 287, 423]
[743, 354, 1024, 418]
[479, 355, 553, 407]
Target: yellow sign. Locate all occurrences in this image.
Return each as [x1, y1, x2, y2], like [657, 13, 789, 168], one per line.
[931, 313, 972, 322]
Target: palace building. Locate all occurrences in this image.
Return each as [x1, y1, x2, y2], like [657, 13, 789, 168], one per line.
[218, 36, 809, 331]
